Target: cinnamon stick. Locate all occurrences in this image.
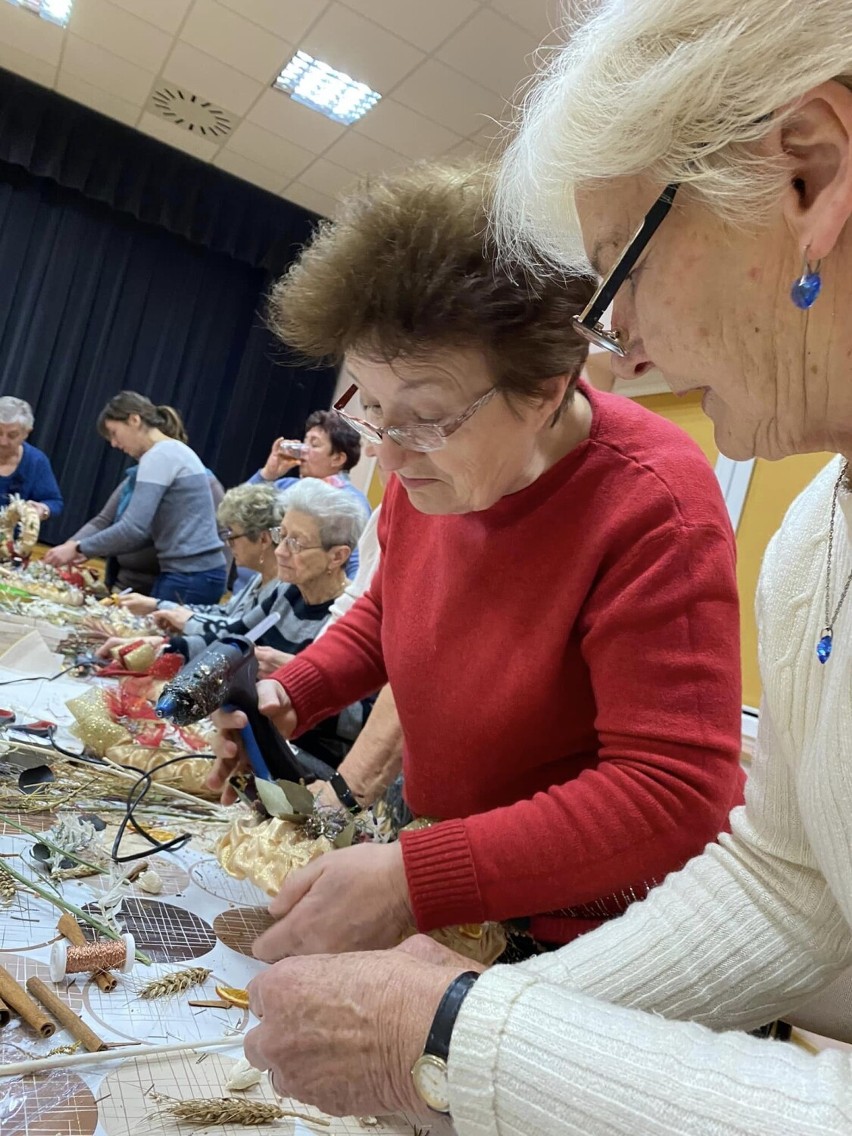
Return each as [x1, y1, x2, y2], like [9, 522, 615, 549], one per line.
[57, 914, 116, 992]
[26, 977, 107, 1053]
[0, 964, 55, 1037]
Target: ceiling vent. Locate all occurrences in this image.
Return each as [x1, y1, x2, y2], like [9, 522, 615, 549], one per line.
[147, 84, 234, 140]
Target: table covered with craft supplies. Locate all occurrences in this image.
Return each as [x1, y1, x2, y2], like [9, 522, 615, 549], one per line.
[0, 559, 455, 1136]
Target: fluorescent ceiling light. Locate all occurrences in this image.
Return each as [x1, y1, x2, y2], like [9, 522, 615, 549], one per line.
[274, 51, 381, 126]
[6, 0, 73, 26]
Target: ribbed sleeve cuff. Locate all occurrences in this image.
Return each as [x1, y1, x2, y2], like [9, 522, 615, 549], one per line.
[401, 820, 484, 933]
[272, 658, 338, 735]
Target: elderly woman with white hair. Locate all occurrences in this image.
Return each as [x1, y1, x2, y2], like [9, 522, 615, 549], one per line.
[0, 396, 62, 520]
[233, 2, 852, 1132]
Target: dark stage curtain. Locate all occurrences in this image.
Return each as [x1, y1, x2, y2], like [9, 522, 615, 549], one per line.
[0, 72, 336, 543]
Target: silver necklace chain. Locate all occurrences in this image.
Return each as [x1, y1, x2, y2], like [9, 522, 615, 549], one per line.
[823, 462, 852, 641]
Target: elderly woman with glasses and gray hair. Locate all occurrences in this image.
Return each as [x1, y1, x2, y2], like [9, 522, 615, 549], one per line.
[223, 3, 852, 1132]
[209, 160, 745, 1007]
[0, 396, 63, 520]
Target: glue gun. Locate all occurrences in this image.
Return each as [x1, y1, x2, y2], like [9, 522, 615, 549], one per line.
[153, 617, 335, 785]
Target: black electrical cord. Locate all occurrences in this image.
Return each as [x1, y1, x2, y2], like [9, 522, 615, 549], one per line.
[43, 728, 217, 862]
[0, 665, 81, 686]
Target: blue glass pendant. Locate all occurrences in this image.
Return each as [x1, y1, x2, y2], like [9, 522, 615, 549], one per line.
[817, 630, 833, 664]
[791, 272, 822, 309]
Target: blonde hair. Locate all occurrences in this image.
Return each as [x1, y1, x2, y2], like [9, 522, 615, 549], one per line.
[494, 0, 852, 271]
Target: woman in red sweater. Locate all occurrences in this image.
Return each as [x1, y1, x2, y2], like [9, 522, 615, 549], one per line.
[210, 163, 744, 959]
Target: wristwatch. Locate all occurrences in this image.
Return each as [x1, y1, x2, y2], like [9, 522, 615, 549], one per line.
[411, 971, 479, 1114]
[328, 770, 360, 813]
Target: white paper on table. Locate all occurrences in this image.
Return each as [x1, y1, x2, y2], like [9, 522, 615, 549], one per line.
[0, 629, 64, 675]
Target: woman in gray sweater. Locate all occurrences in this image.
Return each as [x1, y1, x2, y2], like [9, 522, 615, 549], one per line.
[45, 391, 226, 604]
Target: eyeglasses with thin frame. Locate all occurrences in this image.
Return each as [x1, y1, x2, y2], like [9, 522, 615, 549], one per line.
[269, 527, 324, 554]
[333, 385, 497, 453]
[573, 183, 680, 358]
[224, 530, 251, 547]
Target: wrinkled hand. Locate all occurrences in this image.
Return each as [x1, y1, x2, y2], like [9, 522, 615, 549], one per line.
[245, 944, 464, 1117]
[260, 437, 299, 482]
[254, 645, 294, 677]
[152, 606, 192, 632]
[253, 843, 412, 961]
[207, 680, 298, 804]
[43, 540, 82, 567]
[118, 593, 158, 616]
[28, 501, 50, 521]
[94, 634, 164, 660]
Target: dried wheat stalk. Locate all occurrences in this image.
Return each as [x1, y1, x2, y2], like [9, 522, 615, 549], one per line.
[53, 864, 101, 880]
[45, 1042, 81, 1057]
[138, 966, 212, 1000]
[153, 1095, 330, 1127]
[0, 863, 16, 903]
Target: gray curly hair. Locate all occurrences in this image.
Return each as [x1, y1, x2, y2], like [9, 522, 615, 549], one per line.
[217, 484, 286, 541]
[0, 397, 34, 431]
[284, 478, 367, 552]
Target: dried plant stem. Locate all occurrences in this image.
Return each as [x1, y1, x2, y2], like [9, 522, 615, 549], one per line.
[0, 1035, 238, 1077]
[153, 1095, 331, 1128]
[98, 755, 226, 814]
[138, 966, 211, 1000]
[0, 859, 152, 965]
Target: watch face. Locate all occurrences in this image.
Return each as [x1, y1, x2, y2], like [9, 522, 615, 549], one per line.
[411, 1055, 450, 1113]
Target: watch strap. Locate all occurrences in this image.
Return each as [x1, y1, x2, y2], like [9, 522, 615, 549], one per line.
[328, 771, 359, 813]
[424, 971, 479, 1062]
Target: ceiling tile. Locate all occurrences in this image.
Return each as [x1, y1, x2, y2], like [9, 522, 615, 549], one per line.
[214, 149, 284, 194]
[488, 0, 564, 41]
[61, 35, 156, 106]
[301, 3, 424, 93]
[137, 110, 219, 160]
[225, 121, 314, 180]
[282, 181, 336, 219]
[0, 41, 56, 89]
[0, 3, 64, 65]
[162, 41, 263, 117]
[179, 0, 292, 83]
[106, 0, 193, 35]
[297, 158, 358, 198]
[437, 8, 542, 97]
[56, 72, 142, 126]
[322, 132, 408, 177]
[216, 0, 322, 43]
[247, 88, 345, 153]
[393, 59, 507, 136]
[354, 98, 461, 159]
[69, 0, 173, 74]
[339, 0, 478, 53]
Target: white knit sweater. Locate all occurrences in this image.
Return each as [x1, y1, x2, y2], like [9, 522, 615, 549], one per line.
[449, 456, 852, 1135]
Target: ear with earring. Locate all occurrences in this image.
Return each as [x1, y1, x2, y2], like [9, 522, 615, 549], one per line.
[791, 247, 822, 309]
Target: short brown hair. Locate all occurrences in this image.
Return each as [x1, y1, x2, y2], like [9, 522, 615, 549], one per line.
[304, 409, 361, 471]
[268, 163, 595, 410]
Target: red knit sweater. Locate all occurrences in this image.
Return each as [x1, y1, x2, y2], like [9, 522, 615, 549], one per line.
[273, 383, 744, 944]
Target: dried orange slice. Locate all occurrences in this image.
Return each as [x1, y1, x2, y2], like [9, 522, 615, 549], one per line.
[215, 984, 250, 1009]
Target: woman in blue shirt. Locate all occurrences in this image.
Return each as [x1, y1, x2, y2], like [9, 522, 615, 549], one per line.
[0, 397, 63, 521]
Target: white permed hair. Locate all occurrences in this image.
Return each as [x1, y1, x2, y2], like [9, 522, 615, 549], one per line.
[0, 397, 34, 430]
[284, 478, 367, 552]
[494, 0, 852, 272]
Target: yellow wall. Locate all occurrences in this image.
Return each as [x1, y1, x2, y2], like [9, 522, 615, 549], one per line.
[633, 391, 719, 467]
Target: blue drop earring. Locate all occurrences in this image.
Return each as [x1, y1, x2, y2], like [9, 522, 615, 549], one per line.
[790, 248, 822, 309]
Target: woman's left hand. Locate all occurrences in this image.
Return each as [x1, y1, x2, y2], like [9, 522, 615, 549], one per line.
[245, 940, 465, 1117]
[43, 540, 82, 567]
[253, 843, 413, 961]
[254, 646, 294, 677]
[28, 501, 50, 521]
[94, 634, 165, 660]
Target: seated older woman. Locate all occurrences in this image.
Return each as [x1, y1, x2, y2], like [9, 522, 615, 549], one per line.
[120, 483, 285, 634]
[102, 479, 366, 767]
[0, 396, 63, 520]
[209, 162, 745, 965]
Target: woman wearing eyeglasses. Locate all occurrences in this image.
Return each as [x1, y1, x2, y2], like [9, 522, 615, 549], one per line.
[209, 162, 744, 967]
[118, 484, 285, 633]
[235, 6, 852, 1133]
